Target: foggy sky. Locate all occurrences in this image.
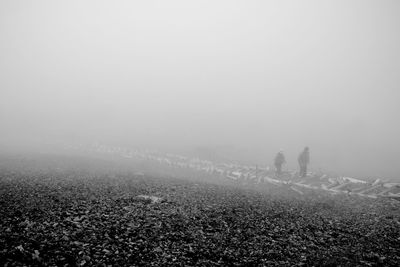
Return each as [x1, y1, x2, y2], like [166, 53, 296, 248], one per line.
[1, 0, 400, 179]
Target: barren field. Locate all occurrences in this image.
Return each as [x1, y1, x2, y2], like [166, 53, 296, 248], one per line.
[0, 155, 399, 266]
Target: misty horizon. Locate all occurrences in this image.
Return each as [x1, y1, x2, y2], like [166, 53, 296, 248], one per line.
[1, 0, 400, 180]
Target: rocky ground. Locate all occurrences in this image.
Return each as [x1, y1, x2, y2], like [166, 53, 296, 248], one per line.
[0, 155, 399, 266]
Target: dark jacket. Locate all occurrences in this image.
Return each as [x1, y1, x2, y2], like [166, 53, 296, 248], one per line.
[274, 152, 286, 166]
[298, 149, 309, 166]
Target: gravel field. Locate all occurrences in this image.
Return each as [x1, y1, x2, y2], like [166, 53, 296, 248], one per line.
[0, 155, 399, 266]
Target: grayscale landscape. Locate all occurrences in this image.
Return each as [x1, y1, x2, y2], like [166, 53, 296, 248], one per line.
[1, 1, 399, 266]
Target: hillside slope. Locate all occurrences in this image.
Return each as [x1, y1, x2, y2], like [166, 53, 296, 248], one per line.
[0, 155, 399, 266]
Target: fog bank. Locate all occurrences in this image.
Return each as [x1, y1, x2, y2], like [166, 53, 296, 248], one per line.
[1, 0, 400, 179]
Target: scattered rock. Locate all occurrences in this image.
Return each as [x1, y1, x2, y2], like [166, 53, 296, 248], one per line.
[134, 195, 164, 204]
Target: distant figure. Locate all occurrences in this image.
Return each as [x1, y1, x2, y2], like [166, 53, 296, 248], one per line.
[274, 150, 286, 176]
[298, 147, 310, 177]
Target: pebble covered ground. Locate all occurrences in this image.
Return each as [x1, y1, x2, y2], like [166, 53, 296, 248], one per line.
[0, 155, 399, 266]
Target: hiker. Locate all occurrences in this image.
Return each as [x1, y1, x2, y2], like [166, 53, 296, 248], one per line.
[298, 147, 310, 177]
[274, 150, 286, 176]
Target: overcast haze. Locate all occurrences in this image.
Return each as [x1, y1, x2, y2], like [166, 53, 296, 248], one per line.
[1, 0, 400, 179]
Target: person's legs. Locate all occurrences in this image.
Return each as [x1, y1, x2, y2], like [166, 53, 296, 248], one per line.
[300, 165, 307, 177]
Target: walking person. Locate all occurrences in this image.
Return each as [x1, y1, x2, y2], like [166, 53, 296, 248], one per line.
[298, 147, 310, 177]
[274, 150, 286, 176]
